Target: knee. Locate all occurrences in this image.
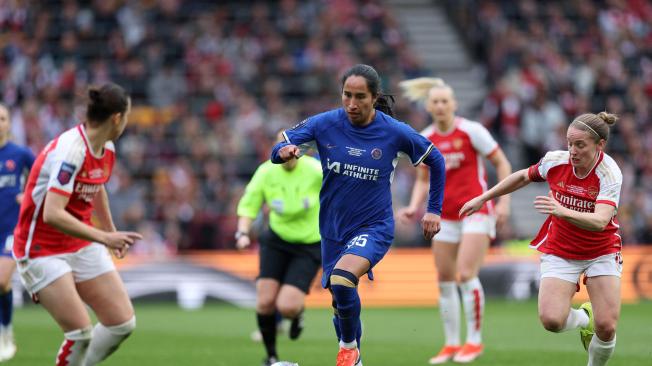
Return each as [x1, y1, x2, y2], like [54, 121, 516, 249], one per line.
[330, 269, 359, 290]
[539, 312, 565, 333]
[0, 282, 11, 293]
[276, 302, 301, 319]
[456, 266, 479, 283]
[594, 318, 617, 341]
[330, 270, 360, 315]
[437, 273, 456, 282]
[256, 292, 277, 314]
[457, 271, 476, 283]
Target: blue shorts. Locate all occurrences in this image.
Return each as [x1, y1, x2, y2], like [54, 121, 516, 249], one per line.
[0, 232, 13, 258]
[321, 229, 393, 288]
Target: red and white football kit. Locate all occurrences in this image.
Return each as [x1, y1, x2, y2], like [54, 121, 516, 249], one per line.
[13, 124, 115, 260]
[422, 117, 499, 220]
[528, 150, 623, 260]
[422, 117, 500, 243]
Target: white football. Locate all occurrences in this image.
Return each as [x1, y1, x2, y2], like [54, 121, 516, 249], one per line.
[271, 362, 299, 366]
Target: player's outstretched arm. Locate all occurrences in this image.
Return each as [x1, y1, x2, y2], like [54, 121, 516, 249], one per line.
[397, 167, 429, 224]
[460, 168, 531, 218]
[487, 148, 512, 228]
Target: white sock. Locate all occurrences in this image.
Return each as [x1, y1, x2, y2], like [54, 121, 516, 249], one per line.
[561, 308, 589, 332]
[588, 334, 616, 366]
[0, 324, 13, 340]
[438, 281, 461, 346]
[57, 327, 92, 366]
[84, 317, 136, 366]
[460, 277, 484, 344]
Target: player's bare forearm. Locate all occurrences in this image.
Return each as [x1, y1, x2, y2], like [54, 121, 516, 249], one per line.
[490, 149, 513, 206]
[481, 169, 530, 202]
[237, 216, 253, 234]
[93, 185, 116, 232]
[557, 203, 614, 232]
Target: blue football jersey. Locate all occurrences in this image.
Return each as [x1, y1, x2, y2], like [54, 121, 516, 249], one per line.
[277, 108, 437, 243]
[0, 142, 35, 236]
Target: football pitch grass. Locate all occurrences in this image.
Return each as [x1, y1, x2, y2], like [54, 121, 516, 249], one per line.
[10, 300, 651, 365]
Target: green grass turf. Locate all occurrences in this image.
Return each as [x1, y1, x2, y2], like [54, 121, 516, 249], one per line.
[9, 300, 652, 365]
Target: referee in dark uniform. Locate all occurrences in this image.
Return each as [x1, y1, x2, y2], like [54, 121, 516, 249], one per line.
[236, 132, 322, 366]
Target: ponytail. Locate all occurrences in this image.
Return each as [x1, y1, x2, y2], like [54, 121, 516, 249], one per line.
[398, 77, 454, 104]
[375, 94, 395, 117]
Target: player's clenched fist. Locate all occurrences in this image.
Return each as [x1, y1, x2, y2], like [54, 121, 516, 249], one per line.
[278, 144, 300, 161]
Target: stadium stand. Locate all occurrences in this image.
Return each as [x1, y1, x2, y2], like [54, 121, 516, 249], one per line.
[1, 0, 649, 249]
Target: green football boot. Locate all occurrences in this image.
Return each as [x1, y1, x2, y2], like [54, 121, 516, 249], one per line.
[579, 302, 595, 351]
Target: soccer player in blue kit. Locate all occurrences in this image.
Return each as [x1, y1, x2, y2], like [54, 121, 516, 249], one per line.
[272, 64, 446, 366]
[0, 103, 34, 361]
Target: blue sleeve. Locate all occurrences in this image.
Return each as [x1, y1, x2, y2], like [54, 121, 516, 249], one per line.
[270, 116, 318, 164]
[271, 142, 291, 164]
[24, 147, 35, 169]
[396, 122, 445, 215]
[421, 148, 446, 215]
[396, 123, 435, 166]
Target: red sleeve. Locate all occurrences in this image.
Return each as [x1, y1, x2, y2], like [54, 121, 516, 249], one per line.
[527, 164, 545, 182]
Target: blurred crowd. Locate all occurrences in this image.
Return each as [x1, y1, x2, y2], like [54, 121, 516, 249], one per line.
[2, 0, 650, 252]
[0, 0, 426, 252]
[444, 0, 652, 244]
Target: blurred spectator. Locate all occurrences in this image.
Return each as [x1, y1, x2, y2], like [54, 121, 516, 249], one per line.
[1, 0, 424, 250]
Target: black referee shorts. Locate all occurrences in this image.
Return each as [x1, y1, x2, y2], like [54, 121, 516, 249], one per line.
[258, 229, 321, 294]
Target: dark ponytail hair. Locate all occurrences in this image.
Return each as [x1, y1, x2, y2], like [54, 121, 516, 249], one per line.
[374, 94, 395, 117]
[341, 64, 395, 117]
[86, 83, 130, 125]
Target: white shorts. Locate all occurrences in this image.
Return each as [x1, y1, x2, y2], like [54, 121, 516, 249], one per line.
[540, 252, 623, 284]
[434, 214, 496, 243]
[15, 243, 116, 295]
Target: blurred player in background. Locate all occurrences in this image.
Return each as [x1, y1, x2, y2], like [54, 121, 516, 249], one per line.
[460, 112, 623, 366]
[397, 78, 512, 364]
[236, 130, 323, 366]
[272, 64, 446, 366]
[12, 83, 142, 366]
[0, 103, 34, 361]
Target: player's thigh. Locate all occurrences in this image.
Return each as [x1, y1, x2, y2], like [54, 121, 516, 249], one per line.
[335, 231, 390, 278]
[537, 277, 577, 322]
[586, 275, 621, 333]
[39, 272, 92, 332]
[432, 240, 459, 281]
[334, 254, 370, 278]
[0, 256, 16, 291]
[456, 233, 490, 280]
[77, 270, 134, 326]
